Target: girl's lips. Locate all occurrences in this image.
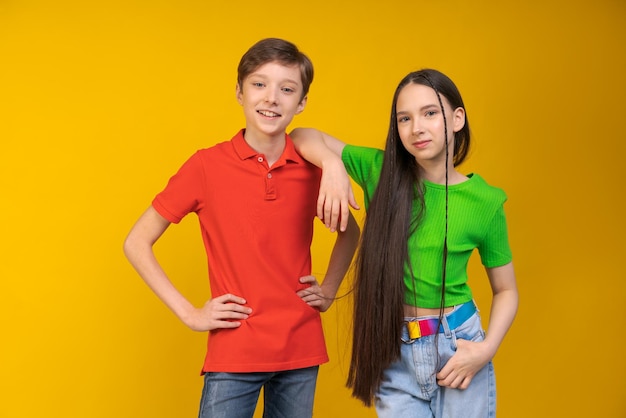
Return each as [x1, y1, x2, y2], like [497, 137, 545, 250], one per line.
[414, 140, 431, 149]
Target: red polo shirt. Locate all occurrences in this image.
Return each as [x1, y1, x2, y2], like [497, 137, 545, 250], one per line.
[152, 130, 328, 372]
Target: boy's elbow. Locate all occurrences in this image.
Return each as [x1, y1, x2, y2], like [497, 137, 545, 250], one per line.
[123, 229, 145, 260]
[122, 232, 135, 259]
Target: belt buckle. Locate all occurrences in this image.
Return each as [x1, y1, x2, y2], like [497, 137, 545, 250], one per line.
[407, 321, 421, 339]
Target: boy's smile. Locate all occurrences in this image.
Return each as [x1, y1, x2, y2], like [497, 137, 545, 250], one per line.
[257, 110, 281, 118]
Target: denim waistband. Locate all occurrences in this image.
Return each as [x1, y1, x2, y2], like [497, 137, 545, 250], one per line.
[404, 301, 476, 339]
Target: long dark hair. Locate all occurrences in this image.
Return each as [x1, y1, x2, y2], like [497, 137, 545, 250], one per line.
[346, 69, 470, 406]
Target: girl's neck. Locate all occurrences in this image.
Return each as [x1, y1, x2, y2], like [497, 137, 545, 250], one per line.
[418, 163, 466, 185]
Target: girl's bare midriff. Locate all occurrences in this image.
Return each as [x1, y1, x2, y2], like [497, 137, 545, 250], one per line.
[404, 304, 455, 318]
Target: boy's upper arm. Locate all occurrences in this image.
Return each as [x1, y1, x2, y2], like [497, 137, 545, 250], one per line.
[320, 131, 347, 157]
[129, 206, 172, 246]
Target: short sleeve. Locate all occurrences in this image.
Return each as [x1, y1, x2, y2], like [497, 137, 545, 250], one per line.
[341, 145, 384, 208]
[478, 204, 513, 268]
[152, 152, 206, 224]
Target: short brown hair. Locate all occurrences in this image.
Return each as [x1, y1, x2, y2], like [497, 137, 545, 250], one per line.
[237, 38, 314, 100]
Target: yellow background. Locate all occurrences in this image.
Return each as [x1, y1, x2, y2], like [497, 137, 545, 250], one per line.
[1, 0, 625, 417]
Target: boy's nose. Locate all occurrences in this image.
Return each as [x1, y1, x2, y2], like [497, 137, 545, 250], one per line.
[264, 90, 278, 104]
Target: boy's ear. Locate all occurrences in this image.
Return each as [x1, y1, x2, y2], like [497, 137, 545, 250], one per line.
[236, 84, 243, 105]
[452, 107, 465, 133]
[295, 95, 307, 115]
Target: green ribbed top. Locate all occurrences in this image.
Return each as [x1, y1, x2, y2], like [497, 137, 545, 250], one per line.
[343, 145, 512, 308]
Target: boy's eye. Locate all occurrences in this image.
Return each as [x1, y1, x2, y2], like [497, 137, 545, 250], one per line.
[282, 87, 295, 93]
[252, 82, 265, 87]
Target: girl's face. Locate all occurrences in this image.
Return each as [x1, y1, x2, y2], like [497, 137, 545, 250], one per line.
[395, 83, 465, 166]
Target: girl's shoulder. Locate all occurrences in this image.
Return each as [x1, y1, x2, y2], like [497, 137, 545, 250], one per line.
[343, 144, 384, 161]
[465, 173, 508, 204]
[342, 144, 385, 171]
[342, 145, 384, 188]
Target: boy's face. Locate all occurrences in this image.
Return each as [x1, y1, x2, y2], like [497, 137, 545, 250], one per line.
[236, 61, 306, 141]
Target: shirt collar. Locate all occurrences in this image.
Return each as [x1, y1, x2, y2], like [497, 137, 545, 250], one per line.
[232, 129, 301, 164]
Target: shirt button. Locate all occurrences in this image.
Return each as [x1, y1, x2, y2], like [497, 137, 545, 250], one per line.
[257, 157, 264, 162]
[267, 173, 272, 179]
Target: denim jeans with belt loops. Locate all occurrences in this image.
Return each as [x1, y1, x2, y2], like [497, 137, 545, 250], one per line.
[375, 303, 496, 418]
[198, 366, 318, 418]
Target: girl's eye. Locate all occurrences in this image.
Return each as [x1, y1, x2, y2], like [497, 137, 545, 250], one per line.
[397, 116, 410, 123]
[425, 110, 437, 117]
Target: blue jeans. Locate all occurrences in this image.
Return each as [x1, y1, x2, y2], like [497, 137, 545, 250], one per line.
[375, 304, 496, 418]
[198, 366, 319, 418]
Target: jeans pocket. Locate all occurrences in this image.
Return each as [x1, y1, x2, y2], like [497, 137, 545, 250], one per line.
[452, 313, 485, 346]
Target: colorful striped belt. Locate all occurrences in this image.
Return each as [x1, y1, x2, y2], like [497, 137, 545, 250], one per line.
[406, 301, 477, 339]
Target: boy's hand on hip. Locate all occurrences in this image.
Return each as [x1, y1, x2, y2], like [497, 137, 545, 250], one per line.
[185, 293, 251, 332]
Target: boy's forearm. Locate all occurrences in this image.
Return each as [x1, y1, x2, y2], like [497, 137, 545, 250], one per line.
[123, 208, 197, 326]
[124, 235, 196, 324]
[292, 128, 357, 231]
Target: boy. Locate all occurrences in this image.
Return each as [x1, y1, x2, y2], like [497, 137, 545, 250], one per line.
[123, 38, 359, 418]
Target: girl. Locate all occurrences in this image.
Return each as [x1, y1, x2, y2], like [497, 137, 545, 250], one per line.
[291, 69, 518, 417]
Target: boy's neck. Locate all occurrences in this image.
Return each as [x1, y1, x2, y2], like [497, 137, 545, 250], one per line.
[243, 129, 286, 167]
